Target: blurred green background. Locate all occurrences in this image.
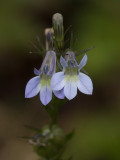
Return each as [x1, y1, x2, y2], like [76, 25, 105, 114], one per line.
[0, 0, 120, 160]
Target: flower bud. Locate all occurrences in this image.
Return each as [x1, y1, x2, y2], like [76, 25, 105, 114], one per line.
[33, 125, 66, 159]
[45, 28, 54, 50]
[52, 13, 64, 49]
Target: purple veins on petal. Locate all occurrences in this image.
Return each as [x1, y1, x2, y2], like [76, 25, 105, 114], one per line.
[25, 76, 41, 98]
[40, 85, 52, 106]
[77, 72, 93, 95]
[53, 88, 64, 99]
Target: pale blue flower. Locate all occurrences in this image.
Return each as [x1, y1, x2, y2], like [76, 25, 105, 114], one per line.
[51, 51, 93, 100]
[25, 51, 64, 106]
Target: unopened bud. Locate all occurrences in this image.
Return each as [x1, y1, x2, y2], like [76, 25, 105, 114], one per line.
[52, 13, 64, 49]
[45, 28, 54, 50]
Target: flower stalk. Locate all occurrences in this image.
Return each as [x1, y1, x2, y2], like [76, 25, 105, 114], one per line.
[24, 13, 93, 160]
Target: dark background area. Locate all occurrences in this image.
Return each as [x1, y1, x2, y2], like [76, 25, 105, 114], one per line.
[0, 0, 120, 160]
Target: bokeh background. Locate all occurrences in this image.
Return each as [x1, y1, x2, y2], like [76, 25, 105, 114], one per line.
[0, 0, 120, 160]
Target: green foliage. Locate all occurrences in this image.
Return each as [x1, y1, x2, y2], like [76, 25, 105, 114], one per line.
[25, 124, 73, 160]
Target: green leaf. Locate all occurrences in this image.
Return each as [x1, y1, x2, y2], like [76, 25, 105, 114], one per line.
[24, 125, 42, 133]
[65, 130, 75, 141]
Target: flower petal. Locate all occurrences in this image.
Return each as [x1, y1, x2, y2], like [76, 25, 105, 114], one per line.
[77, 72, 93, 95]
[64, 80, 77, 100]
[60, 56, 68, 68]
[40, 51, 50, 71]
[51, 72, 65, 91]
[40, 85, 52, 106]
[34, 68, 41, 75]
[49, 51, 56, 75]
[78, 54, 87, 70]
[25, 76, 40, 98]
[53, 88, 64, 99]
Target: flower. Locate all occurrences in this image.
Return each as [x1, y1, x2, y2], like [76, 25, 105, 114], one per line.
[51, 51, 93, 100]
[25, 51, 63, 106]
